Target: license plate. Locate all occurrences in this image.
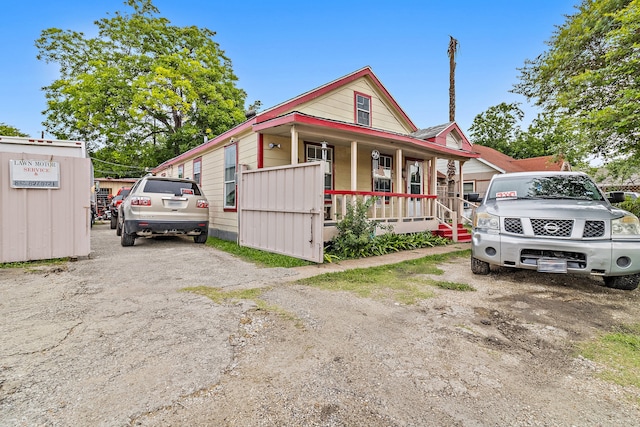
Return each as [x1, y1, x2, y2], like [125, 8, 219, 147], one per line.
[537, 258, 567, 273]
[165, 200, 183, 208]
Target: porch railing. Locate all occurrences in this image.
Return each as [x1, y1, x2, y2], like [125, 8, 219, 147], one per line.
[324, 190, 437, 223]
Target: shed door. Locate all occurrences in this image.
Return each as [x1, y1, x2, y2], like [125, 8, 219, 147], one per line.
[238, 162, 325, 263]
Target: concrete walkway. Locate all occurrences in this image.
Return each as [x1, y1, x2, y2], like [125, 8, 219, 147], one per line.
[286, 242, 471, 281]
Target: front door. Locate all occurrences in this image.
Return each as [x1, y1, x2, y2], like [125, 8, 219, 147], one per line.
[406, 160, 423, 216]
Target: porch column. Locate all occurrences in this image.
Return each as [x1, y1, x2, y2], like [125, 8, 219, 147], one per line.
[350, 141, 358, 191]
[458, 160, 466, 223]
[396, 148, 403, 218]
[291, 125, 299, 165]
[430, 156, 438, 217]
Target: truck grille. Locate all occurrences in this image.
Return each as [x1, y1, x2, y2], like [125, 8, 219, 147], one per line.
[504, 218, 523, 234]
[583, 220, 605, 238]
[531, 219, 573, 237]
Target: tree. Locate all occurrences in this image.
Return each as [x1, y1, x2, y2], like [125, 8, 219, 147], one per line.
[468, 102, 524, 156]
[36, 0, 248, 176]
[0, 123, 29, 137]
[513, 0, 639, 162]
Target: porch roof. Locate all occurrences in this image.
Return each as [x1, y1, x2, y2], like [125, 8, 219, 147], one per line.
[253, 111, 479, 161]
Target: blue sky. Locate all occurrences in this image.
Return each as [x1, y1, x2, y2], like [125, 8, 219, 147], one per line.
[1, 0, 578, 139]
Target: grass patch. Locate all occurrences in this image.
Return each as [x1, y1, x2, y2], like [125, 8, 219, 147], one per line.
[296, 249, 473, 304]
[182, 285, 303, 328]
[0, 258, 69, 269]
[577, 324, 640, 389]
[205, 237, 313, 268]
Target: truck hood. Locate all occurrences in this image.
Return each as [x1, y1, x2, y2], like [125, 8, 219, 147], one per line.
[482, 199, 628, 220]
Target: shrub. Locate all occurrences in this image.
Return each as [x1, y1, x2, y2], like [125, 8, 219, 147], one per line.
[325, 197, 450, 260]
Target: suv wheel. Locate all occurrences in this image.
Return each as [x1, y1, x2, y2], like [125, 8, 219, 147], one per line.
[603, 274, 640, 291]
[110, 214, 117, 229]
[471, 257, 490, 275]
[120, 224, 136, 247]
[116, 218, 122, 236]
[194, 233, 208, 244]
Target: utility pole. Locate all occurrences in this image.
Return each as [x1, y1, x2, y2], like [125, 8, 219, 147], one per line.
[447, 36, 459, 197]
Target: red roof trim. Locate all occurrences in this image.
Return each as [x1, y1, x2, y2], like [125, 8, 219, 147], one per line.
[254, 113, 479, 159]
[255, 67, 417, 131]
[153, 119, 255, 172]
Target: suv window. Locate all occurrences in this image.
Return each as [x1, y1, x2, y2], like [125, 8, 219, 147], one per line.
[143, 179, 202, 196]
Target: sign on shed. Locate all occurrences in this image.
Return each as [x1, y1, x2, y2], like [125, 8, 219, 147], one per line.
[0, 136, 92, 263]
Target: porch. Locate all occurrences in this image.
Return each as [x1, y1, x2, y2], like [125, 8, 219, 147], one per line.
[322, 190, 476, 243]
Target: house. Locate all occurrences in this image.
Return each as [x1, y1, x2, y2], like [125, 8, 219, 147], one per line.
[153, 67, 479, 262]
[94, 177, 137, 216]
[458, 144, 567, 198]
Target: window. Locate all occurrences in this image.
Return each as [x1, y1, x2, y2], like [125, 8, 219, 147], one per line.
[193, 158, 201, 185]
[177, 164, 184, 179]
[463, 182, 475, 194]
[306, 143, 333, 202]
[373, 154, 392, 200]
[355, 93, 371, 126]
[224, 144, 237, 209]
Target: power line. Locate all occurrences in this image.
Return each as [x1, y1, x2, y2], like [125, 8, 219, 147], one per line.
[90, 156, 148, 171]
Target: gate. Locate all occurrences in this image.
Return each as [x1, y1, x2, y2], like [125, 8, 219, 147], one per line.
[238, 162, 325, 263]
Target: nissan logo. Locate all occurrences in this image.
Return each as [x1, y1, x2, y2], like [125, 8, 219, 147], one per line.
[544, 223, 560, 234]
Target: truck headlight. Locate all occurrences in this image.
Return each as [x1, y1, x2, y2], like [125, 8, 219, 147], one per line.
[474, 212, 500, 231]
[612, 214, 640, 236]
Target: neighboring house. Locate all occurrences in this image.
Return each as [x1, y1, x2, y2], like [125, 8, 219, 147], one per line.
[593, 168, 640, 193]
[153, 66, 479, 262]
[459, 144, 567, 198]
[94, 177, 138, 216]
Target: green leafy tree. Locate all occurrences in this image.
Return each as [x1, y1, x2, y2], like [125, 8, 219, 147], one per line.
[514, 112, 588, 166]
[513, 0, 640, 162]
[0, 123, 29, 137]
[467, 102, 524, 156]
[36, 0, 248, 176]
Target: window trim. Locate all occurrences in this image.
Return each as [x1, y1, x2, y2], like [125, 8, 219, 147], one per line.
[305, 141, 334, 204]
[354, 92, 372, 127]
[177, 163, 184, 179]
[223, 142, 238, 212]
[193, 157, 202, 185]
[372, 153, 393, 202]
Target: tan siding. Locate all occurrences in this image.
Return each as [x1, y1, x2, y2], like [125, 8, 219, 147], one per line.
[463, 159, 499, 174]
[333, 145, 351, 190]
[297, 77, 412, 134]
[263, 135, 292, 167]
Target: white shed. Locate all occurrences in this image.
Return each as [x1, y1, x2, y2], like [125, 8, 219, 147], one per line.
[0, 136, 92, 263]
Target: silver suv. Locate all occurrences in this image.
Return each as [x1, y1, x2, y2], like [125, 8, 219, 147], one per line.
[471, 171, 640, 290]
[117, 175, 209, 246]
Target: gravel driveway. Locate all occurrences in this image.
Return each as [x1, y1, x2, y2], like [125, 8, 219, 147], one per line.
[0, 224, 295, 426]
[2, 224, 640, 426]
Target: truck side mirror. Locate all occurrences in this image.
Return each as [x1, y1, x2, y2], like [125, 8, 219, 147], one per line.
[608, 191, 625, 203]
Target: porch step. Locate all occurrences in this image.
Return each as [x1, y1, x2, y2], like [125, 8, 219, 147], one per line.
[434, 223, 472, 243]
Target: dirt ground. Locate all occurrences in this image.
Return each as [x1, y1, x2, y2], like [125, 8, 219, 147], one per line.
[1, 224, 640, 426]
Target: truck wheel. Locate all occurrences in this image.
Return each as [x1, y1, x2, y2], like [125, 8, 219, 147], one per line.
[110, 214, 117, 229]
[120, 224, 136, 247]
[603, 274, 640, 291]
[471, 257, 490, 275]
[194, 233, 208, 244]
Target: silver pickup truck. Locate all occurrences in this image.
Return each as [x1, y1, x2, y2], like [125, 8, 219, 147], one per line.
[470, 171, 640, 290]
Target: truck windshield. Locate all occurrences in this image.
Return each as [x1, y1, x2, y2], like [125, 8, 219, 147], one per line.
[487, 175, 604, 201]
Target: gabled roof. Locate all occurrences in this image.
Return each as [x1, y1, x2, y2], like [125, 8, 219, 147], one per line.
[257, 66, 417, 131]
[153, 68, 479, 171]
[411, 122, 453, 140]
[471, 144, 564, 172]
[412, 122, 473, 151]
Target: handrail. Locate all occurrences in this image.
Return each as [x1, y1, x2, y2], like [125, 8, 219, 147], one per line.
[455, 196, 478, 224]
[434, 200, 458, 241]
